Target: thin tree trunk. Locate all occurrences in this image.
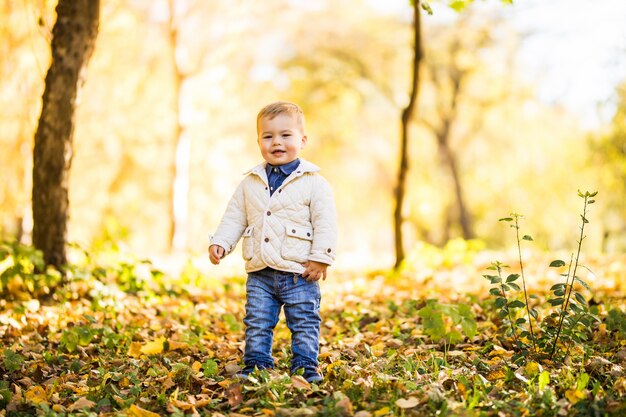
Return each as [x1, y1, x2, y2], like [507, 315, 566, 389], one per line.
[167, 0, 189, 251]
[434, 72, 473, 240]
[32, 0, 99, 269]
[438, 141, 473, 239]
[394, 0, 422, 270]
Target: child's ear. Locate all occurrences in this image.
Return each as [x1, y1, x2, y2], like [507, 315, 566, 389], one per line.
[300, 135, 308, 148]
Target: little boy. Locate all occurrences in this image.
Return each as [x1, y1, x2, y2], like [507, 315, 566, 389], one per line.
[208, 101, 337, 383]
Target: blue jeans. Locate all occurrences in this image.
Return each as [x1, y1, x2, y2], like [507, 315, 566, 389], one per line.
[244, 268, 321, 373]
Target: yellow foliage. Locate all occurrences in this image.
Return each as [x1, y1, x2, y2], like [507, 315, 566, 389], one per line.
[565, 389, 586, 404]
[127, 404, 161, 417]
[373, 406, 391, 417]
[140, 337, 166, 355]
[524, 361, 541, 378]
[24, 385, 47, 405]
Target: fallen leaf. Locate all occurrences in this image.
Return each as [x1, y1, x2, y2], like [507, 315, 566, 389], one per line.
[128, 342, 142, 358]
[24, 385, 47, 405]
[354, 412, 372, 417]
[140, 337, 166, 355]
[373, 407, 390, 417]
[191, 361, 203, 373]
[167, 340, 189, 351]
[565, 389, 585, 404]
[69, 397, 96, 411]
[524, 361, 541, 378]
[291, 375, 311, 390]
[486, 369, 506, 381]
[396, 397, 419, 409]
[227, 383, 243, 407]
[127, 404, 161, 417]
[336, 395, 353, 416]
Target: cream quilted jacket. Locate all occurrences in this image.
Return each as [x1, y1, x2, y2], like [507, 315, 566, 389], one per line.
[210, 159, 337, 273]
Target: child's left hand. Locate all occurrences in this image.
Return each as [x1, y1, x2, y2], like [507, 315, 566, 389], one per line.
[301, 260, 329, 282]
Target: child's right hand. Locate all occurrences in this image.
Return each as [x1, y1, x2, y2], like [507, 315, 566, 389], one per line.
[209, 245, 225, 265]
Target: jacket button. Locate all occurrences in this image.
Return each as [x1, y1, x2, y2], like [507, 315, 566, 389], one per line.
[278, 189, 282, 193]
[267, 211, 271, 216]
[292, 229, 296, 233]
[307, 232, 311, 237]
[327, 248, 332, 253]
[264, 238, 269, 243]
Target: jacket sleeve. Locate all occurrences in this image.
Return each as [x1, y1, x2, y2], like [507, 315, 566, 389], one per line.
[308, 175, 337, 265]
[210, 181, 247, 257]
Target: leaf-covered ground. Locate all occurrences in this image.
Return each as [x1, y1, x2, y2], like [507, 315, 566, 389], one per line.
[1, 246, 626, 417]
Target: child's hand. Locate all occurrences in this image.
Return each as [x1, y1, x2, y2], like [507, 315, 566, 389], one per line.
[302, 260, 328, 282]
[209, 245, 225, 265]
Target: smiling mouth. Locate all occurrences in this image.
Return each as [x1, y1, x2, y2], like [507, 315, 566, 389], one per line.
[271, 150, 286, 155]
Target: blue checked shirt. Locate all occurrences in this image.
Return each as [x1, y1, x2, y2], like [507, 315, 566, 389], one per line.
[265, 158, 300, 196]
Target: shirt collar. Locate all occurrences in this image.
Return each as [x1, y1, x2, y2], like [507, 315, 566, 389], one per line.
[266, 158, 301, 176]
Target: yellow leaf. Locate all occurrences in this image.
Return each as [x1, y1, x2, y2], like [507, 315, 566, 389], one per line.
[127, 404, 161, 417]
[119, 377, 130, 388]
[396, 397, 419, 409]
[486, 369, 506, 381]
[203, 332, 218, 341]
[140, 337, 166, 355]
[524, 361, 541, 378]
[128, 342, 142, 358]
[261, 409, 276, 416]
[370, 342, 386, 357]
[191, 361, 203, 373]
[167, 340, 189, 351]
[169, 398, 193, 411]
[565, 389, 585, 404]
[614, 377, 626, 395]
[25, 386, 47, 405]
[373, 406, 390, 417]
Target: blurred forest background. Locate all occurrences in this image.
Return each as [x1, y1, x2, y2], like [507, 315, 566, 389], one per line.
[2, 0, 626, 273]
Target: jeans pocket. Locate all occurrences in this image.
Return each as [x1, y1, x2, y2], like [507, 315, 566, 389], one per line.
[242, 226, 254, 260]
[281, 224, 313, 263]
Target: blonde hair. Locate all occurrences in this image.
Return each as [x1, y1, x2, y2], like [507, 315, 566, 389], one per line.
[256, 101, 305, 134]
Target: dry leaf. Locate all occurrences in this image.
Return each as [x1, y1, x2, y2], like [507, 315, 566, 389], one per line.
[565, 389, 585, 404]
[336, 396, 354, 416]
[291, 375, 311, 390]
[69, 397, 96, 411]
[373, 407, 390, 417]
[128, 342, 142, 358]
[395, 397, 419, 409]
[227, 383, 243, 407]
[128, 404, 162, 417]
[24, 385, 47, 405]
[354, 412, 372, 417]
[140, 337, 166, 355]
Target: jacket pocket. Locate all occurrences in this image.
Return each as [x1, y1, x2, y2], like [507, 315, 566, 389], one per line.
[242, 226, 254, 260]
[281, 225, 313, 263]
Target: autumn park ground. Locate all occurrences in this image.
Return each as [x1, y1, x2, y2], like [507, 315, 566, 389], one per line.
[1, 241, 626, 417]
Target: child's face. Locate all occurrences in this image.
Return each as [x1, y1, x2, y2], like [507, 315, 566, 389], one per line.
[257, 113, 307, 166]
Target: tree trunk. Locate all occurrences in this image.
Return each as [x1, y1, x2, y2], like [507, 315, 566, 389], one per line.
[438, 140, 473, 239]
[394, 0, 422, 270]
[434, 72, 474, 240]
[32, 0, 99, 269]
[167, 0, 191, 252]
